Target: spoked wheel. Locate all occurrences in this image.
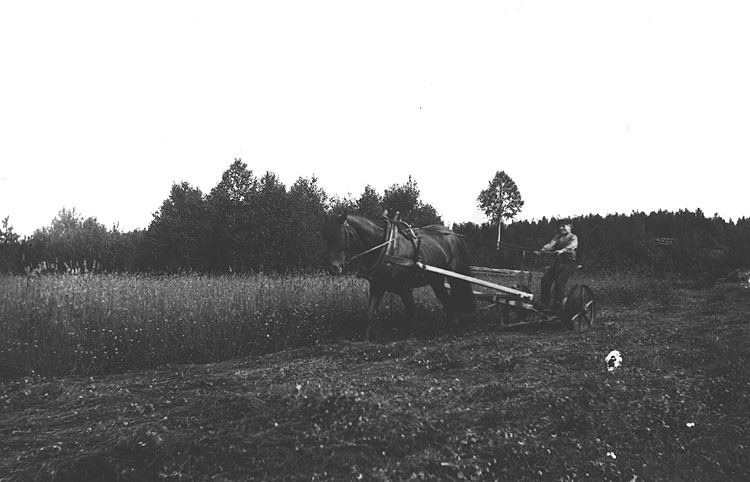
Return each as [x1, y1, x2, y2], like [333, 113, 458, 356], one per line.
[562, 284, 596, 330]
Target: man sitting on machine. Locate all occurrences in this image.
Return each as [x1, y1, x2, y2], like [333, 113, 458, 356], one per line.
[536, 218, 578, 310]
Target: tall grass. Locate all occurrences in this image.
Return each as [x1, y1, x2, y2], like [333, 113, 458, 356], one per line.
[0, 270, 664, 380]
[0, 274, 377, 379]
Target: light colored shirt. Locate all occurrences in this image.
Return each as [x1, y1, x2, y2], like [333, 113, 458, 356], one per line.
[542, 233, 578, 261]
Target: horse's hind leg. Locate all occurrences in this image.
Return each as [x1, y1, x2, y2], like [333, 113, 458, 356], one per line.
[365, 283, 386, 342]
[396, 288, 416, 318]
[429, 278, 458, 325]
[447, 277, 475, 315]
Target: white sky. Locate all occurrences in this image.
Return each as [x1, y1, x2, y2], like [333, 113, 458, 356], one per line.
[1, 1, 748, 236]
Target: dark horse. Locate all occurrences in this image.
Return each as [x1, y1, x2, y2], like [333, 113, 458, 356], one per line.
[322, 212, 475, 340]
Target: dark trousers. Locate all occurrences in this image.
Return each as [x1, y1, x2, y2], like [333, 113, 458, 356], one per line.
[540, 259, 578, 308]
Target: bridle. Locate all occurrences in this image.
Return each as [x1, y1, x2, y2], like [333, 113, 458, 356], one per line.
[341, 220, 392, 265]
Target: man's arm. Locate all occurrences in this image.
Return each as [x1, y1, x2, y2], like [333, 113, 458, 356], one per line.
[557, 234, 578, 255]
[541, 236, 559, 252]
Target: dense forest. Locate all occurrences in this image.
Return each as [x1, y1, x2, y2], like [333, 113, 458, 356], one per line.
[455, 210, 749, 279]
[1, 159, 748, 279]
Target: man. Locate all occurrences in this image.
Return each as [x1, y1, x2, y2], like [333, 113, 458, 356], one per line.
[537, 218, 578, 309]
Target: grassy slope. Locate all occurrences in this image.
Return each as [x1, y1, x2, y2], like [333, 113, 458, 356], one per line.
[1, 283, 749, 481]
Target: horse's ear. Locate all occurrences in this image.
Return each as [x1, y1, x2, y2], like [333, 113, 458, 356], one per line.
[338, 211, 348, 224]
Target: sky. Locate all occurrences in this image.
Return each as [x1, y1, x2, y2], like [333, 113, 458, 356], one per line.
[1, 1, 748, 237]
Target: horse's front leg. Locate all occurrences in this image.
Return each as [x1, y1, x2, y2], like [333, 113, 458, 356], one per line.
[365, 283, 386, 342]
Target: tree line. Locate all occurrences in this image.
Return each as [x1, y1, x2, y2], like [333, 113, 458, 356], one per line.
[1, 160, 748, 278]
[0, 160, 441, 274]
[455, 209, 750, 279]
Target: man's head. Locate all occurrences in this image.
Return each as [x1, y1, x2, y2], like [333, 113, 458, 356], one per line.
[558, 218, 572, 235]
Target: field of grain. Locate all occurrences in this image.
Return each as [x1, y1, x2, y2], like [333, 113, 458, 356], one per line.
[0, 273, 368, 380]
[0, 271, 657, 380]
[2, 272, 749, 480]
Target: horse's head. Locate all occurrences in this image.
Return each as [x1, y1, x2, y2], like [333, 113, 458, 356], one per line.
[322, 211, 349, 274]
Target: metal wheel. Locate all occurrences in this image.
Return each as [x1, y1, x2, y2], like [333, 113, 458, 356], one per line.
[562, 284, 596, 330]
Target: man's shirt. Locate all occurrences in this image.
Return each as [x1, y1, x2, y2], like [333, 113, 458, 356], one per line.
[543, 233, 578, 261]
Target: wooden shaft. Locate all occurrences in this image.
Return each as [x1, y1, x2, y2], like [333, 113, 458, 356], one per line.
[416, 262, 534, 300]
[470, 266, 535, 276]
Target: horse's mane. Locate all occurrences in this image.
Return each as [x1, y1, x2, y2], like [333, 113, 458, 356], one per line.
[326, 213, 459, 240]
[348, 213, 387, 227]
[322, 213, 388, 242]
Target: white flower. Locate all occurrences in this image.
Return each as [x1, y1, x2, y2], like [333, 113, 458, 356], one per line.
[607, 451, 617, 459]
[605, 350, 622, 372]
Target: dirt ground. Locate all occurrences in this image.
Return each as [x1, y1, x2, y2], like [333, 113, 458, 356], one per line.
[1, 281, 749, 481]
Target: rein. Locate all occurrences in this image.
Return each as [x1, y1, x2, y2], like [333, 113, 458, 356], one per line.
[343, 220, 392, 265]
[348, 238, 392, 263]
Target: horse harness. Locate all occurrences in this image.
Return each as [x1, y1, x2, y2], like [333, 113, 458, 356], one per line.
[344, 216, 423, 280]
[344, 213, 468, 281]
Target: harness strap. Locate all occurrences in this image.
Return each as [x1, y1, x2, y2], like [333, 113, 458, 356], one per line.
[382, 253, 417, 267]
[345, 219, 393, 277]
[380, 220, 421, 268]
[348, 238, 392, 262]
[347, 217, 427, 277]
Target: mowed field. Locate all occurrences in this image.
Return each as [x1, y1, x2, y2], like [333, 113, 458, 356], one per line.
[1, 272, 749, 481]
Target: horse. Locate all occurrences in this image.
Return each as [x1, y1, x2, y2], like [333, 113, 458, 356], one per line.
[322, 212, 475, 340]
